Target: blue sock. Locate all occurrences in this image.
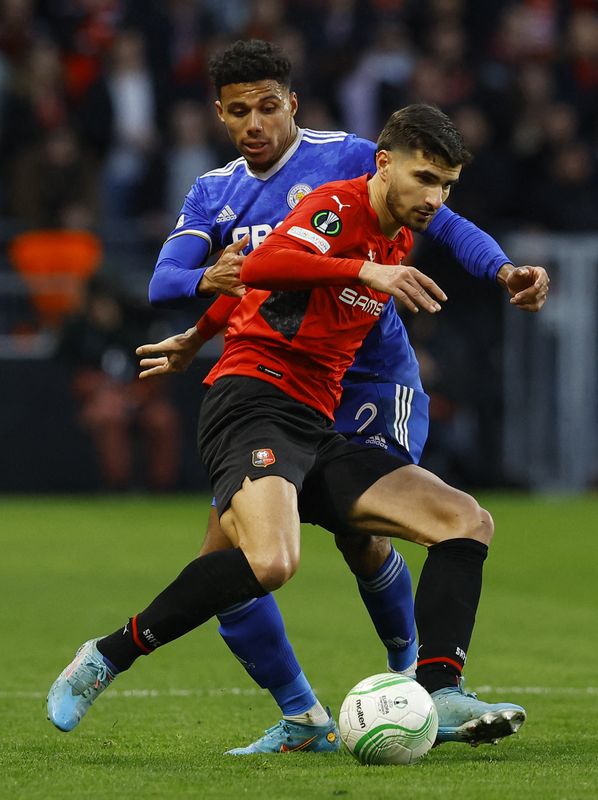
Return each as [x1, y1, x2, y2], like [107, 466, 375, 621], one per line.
[218, 594, 317, 716]
[357, 548, 417, 672]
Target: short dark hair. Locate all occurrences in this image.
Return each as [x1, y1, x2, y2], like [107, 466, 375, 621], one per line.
[377, 104, 472, 167]
[208, 40, 291, 96]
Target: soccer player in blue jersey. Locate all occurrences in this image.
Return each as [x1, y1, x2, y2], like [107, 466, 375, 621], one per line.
[47, 43, 549, 752]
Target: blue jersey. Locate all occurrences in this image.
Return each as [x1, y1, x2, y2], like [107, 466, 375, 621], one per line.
[149, 127, 511, 463]
[150, 129, 378, 301]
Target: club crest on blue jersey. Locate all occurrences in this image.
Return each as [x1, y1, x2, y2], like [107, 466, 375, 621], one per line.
[311, 210, 342, 236]
[287, 183, 312, 209]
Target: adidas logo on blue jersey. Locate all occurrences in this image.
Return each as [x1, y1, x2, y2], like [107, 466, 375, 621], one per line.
[216, 204, 237, 223]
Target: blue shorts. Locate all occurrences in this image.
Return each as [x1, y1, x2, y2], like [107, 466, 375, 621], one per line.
[333, 382, 430, 465]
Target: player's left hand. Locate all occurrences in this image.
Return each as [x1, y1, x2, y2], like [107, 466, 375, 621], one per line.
[136, 326, 205, 379]
[198, 234, 249, 297]
[504, 266, 550, 312]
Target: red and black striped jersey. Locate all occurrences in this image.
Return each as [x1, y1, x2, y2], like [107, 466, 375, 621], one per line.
[204, 175, 413, 419]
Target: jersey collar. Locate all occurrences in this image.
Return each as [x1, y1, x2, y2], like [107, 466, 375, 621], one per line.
[243, 128, 305, 181]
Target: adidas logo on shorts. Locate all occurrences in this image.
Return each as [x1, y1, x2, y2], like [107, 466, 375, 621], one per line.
[364, 433, 388, 449]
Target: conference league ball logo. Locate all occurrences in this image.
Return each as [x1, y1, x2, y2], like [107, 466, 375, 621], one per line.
[311, 210, 342, 236]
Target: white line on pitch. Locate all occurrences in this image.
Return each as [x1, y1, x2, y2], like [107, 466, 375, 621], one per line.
[0, 687, 268, 700]
[1, 686, 597, 700]
[473, 685, 598, 696]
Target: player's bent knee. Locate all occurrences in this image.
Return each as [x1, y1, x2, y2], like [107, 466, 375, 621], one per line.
[461, 498, 494, 545]
[335, 533, 392, 576]
[443, 495, 494, 545]
[476, 506, 494, 546]
[247, 551, 298, 592]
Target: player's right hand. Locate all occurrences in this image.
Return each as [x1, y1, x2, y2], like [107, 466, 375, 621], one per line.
[136, 326, 205, 379]
[359, 262, 447, 313]
[197, 234, 250, 297]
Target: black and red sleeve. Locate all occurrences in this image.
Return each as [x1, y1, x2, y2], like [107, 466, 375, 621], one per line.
[195, 294, 241, 339]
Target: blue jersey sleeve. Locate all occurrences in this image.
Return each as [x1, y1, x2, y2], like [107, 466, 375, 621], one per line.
[424, 205, 511, 281]
[338, 134, 377, 175]
[148, 180, 218, 307]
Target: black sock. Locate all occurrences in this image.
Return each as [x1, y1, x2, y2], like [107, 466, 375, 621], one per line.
[415, 538, 488, 693]
[97, 548, 266, 671]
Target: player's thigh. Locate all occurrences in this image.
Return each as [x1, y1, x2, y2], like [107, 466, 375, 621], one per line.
[199, 375, 323, 518]
[347, 464, 493, 547]
[300, 439, 409, 534]
[198, 504, 235, 556]
[220, 474, 301, 591]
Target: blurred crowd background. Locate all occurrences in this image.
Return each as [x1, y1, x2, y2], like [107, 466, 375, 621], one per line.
[1, 0, 597, 493]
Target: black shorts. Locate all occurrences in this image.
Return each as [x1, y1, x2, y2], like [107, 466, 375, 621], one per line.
[198, 376, 409, 529]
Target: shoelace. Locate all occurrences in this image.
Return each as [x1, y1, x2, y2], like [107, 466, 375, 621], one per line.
[92, 661, 111, 691]
[72, 657, 112, 697]
[264, 721, 292, 739]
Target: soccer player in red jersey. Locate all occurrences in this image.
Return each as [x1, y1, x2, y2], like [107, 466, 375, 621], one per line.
[201, 172, 423, 417]
[48, 105, 534, 747]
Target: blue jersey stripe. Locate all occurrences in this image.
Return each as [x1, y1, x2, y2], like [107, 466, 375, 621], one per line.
[165, 229, 213, 249]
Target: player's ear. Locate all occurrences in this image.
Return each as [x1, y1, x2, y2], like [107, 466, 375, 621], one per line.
[289, 91, 298, 117]
[215, 100, 225, 123]
[375, 149, 391, 179]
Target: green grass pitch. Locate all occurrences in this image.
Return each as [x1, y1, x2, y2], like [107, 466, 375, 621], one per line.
[1, 494, 597, 799]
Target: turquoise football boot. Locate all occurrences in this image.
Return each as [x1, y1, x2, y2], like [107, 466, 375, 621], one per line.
[225, 708, 340, 754]
[432, 679, 526, 746]
[47, 639, 116, 732]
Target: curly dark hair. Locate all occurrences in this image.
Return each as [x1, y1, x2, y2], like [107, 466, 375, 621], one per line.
[208, 40, 292, 96]
[377, 104, 472, 167]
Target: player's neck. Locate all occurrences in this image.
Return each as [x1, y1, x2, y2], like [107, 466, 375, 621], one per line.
[248, 123, 299, 174]
[278, 123, 300, 164]
[367, 174, 402, 240]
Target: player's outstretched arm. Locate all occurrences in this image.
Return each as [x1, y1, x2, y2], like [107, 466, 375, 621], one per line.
[358, 263, 447, 314]
[496, 264, 550, 312]
[197, 234, 250, 297]
[136, 327, 206, 379]
[137, 292, 242, 379]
